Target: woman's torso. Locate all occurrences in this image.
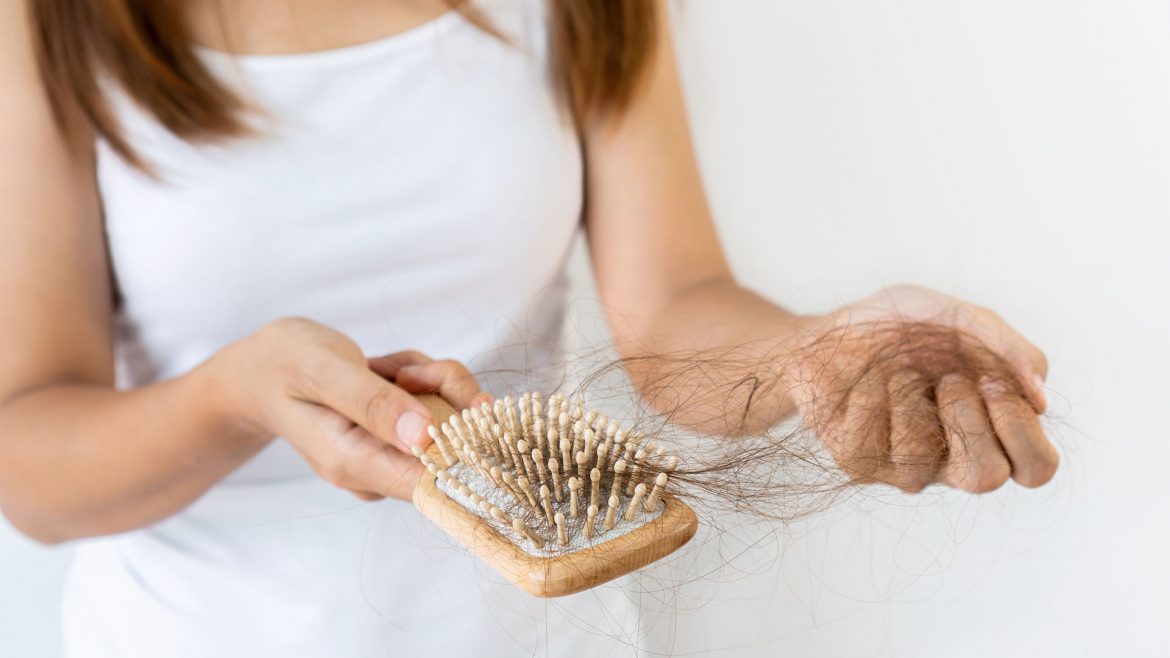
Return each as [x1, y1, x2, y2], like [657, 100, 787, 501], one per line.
[65, 1, 649, 655]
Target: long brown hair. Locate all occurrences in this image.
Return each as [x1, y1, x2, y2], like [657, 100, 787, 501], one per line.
[28, 0, 658, 168]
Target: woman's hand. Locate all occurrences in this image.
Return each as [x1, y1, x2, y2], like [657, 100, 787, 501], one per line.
[206, 318, 489, 501]
[787, 285, 1059, 494]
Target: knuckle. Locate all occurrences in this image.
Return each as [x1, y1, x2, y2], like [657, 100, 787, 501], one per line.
[841, 455, 884, 484]
[1017, 453, 1059, 488]
[316, 454, 351, 488]
[893, 473, 930, 494]
[363, 389, 406, 435]
[967, 461, 1012, 494]
[433, 358, 463, 373]
[973, 305, 1002, 324]
[263, 316, 316, 340]
[936, 372, 968, 396]
[397, 350, 430, 363]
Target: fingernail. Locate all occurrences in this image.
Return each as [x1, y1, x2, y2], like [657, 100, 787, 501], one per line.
[396, 411, 430, 448]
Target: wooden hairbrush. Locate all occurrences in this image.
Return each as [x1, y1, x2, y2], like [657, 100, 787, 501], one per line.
[412, 392, 698, 598]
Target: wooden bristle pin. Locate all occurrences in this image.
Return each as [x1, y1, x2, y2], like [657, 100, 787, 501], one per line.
[426, 426, 455, 467]
[518, 476, 538, 510]
[450, 415, 470, 449]
[607, 428, 624, 471]
[439, 423, 459, 455]
[489, 505, 509, 524]
[568, 476, 581, 518]
[644, 472, 669, 512]
[519, 393, 531, 424]
[549, 459, 563, 500]
[533, 417, 545, 453]
[504, 396, 519, 435]
[513, 518, 544, 549]
[590, 468, 601, 510]
[603, 495, 618, 531]
[500, 472, 525, 507]
[583, 429, 596, 464]
[461, 409, 475, 442]
[571, 420, 584, 458]
[546, 427, 559, 462]
[610, 458, 627, 502]
[558, 411, 570, 439]
[505, 432, 523, 473]
[585, 504, 598, 540]
[532, 449, 547, 486]
[560, 437, 572, 472]
[627, 446, 648, 495]
[626, 483, 648, 521]
[555, 512, 568, 546]
[540, 485, 554, 525]
[575, 451, 588, 480]
[546, 393, 560, 423]
[518, 440, 534, 480]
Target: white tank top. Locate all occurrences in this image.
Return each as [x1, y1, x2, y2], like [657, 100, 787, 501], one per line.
[62, 2, 650, 655]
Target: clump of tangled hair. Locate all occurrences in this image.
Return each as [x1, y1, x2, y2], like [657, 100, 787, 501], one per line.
[476, 320, 1049, 527]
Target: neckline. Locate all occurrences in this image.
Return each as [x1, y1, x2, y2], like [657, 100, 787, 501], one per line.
[194, 9, 464, 71]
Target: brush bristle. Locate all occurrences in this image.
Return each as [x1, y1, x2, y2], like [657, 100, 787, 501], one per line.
[414, 392, 679, 552]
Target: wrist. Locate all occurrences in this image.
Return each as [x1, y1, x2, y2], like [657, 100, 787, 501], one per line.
[187, 348, 273, 454]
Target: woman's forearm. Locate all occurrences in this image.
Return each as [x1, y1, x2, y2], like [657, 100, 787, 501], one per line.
[615, 277, 817, 436]
[0, 366, 266, 544]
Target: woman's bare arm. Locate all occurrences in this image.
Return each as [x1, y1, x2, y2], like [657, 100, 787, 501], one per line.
[0, 0, 271, 543]
[0, 0, 483, 543]
[582, 2, 1058, 493]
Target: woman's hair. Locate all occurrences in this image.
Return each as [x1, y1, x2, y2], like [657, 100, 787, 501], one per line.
[27, 0, 658, 168]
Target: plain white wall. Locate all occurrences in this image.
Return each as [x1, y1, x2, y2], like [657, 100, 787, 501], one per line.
[2, 1, 1167, 656]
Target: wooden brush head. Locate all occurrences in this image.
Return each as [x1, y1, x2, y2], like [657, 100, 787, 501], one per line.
[412, 393, 698, 598]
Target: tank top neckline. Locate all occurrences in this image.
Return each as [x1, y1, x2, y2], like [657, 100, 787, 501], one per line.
[193, 8, 465, 72]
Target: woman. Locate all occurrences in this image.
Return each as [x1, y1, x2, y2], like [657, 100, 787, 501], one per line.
[0, 0, 1059, 655]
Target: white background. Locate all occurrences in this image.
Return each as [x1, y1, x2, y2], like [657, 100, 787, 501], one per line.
[2, 0, 1167, 656]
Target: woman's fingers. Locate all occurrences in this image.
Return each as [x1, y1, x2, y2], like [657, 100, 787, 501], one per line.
[393, 359, 488, 410]
[367, 350, 433, 379]
[958, 308, 1049, 413]
[979, 377, 1059, 487]
[885, 370, 944, 493]
[281, 401, 424, 501]
[301, 356, 435, 453]
[828, 370, 889, 484]
[935, 374, 1012, 493]
[369, 350, 489, 409]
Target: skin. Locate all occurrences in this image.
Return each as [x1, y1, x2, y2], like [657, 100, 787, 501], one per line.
[0, 0, 1057, 545]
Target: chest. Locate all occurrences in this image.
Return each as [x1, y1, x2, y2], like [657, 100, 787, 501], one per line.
[98, 8, 582, 361]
